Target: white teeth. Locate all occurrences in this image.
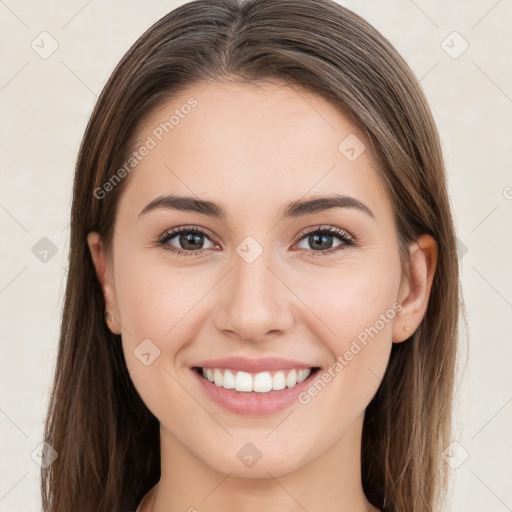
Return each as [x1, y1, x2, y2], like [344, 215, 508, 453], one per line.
[199, 367, 313, 393]
[222, 369, 235, 389]
[235, 371, 253, 392]
[297, 368, 311, 383]
[253, 372, 273, 393]
[272, 371, 286, 391]
[285, 369, 297, 388]
[213, 368, 223, 387]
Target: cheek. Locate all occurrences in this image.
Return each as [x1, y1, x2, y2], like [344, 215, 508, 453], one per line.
[114, 253, 212, 344]
[112, 254, 231, 418]
[110, 254, 192, 401]
[295, 254, 401, 347]
[291, 256, 400, 407]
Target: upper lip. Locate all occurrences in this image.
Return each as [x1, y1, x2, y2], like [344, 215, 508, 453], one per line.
[193, 356, 318, 374]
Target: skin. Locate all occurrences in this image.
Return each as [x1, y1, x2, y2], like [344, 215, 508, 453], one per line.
[87, 79, 437, 512]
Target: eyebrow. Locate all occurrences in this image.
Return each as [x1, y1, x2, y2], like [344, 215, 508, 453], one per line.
[138, 193, 374, 220]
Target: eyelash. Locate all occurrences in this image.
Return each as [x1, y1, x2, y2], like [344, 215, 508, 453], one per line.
[154, 224, 357, 258]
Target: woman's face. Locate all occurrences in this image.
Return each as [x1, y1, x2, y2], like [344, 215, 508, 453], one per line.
[89, 79, 430, 479]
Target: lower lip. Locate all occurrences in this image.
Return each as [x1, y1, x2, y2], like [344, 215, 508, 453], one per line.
[192, 368, 318, 416]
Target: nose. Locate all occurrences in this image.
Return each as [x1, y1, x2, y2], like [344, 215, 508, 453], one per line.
[213, 248, 295, 343]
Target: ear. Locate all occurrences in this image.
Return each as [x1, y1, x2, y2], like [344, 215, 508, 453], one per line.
[86, 232, 121, 335]
[392, 234, 438, 343]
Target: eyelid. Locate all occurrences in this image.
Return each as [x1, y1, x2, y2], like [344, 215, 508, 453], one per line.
[158, 224, 218, 243]
[294, 224, 354, 243]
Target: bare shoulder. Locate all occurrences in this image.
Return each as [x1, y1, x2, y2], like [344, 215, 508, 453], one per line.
[134, 484, 157, 512]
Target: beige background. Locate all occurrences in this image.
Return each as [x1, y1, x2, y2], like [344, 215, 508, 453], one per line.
[1, 0, 511, 510]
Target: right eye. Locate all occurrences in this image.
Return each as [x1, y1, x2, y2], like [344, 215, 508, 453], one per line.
[156, 225, 219, 256]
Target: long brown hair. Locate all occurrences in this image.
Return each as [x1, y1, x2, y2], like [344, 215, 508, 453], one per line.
[42, 1, 461, 510]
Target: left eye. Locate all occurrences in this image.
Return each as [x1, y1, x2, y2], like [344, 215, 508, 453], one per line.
[295, 227, 355, 254]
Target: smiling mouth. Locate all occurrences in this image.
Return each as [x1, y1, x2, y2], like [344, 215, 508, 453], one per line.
[193, 366, 321, 393]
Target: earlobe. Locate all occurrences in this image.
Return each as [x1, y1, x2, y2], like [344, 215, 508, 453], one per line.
[392, 234, 438, 343]
[86, 232, 122, 335]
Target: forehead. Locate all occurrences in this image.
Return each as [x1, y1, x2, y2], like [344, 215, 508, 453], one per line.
[118, 79, 394, 225]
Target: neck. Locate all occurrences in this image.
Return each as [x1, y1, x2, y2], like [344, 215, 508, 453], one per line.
[140, 412, 379, 512]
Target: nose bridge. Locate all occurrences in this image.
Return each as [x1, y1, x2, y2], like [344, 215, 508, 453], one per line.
[234, 247, 273, 305]
[213, 240, 294, 341]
